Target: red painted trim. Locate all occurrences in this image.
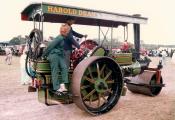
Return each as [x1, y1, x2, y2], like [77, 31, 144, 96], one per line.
[21, 14, 28, 20]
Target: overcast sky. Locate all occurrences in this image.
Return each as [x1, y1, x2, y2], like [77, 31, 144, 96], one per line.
[1, 0, 175, 45]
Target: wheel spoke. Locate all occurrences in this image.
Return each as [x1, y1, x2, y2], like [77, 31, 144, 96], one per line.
[100, 64, 106, 76]
[101, 94, 108, 103]
[96, 62, 101, 79]
[106, 80, 114, 84]
[104, 70, 112, 81]
[81, 85, 91, 89]
[89, 95, 93, 105]
[83, 89, 96, 100]
[88, 67, 94, 79]
[106, 88, 112, 94]
[97, 93, 101, 107]
[83, 76, 95, 83]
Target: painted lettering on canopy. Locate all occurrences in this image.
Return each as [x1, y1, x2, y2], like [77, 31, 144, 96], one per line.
[47, 6, 96, 17]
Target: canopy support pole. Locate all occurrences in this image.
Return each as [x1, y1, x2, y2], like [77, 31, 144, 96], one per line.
[110, 25, 113, 52]
[98, 26, 101, 45]
[134, 23, 140, 59]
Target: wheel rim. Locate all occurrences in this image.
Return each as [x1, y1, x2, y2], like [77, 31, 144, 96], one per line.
[72, 56, 123, 115]
[150, 75, 163, 96]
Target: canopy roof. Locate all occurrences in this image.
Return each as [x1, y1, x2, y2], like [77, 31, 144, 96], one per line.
[21, 2, 148, 27]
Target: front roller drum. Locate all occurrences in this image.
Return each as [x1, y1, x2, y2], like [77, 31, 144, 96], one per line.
[126, 70, 164, 96]
[71, 56, 123, 115]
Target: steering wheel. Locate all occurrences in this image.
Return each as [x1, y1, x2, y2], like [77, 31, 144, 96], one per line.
[25, 29, 42, 77]
[27, 29, 43, 60]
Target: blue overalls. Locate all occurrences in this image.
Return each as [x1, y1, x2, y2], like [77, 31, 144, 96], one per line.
[42, 35, 68, 91]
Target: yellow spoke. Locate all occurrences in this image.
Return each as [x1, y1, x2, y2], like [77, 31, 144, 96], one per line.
[104, 70, 112, 81]
[89, 95, 93, 105]
[97, 93, 101, 107]
[83, 89, 96, 100]
[96, 63, 101, 79]
[106, 80, 114, 84]
[81, 85, 91, 89]
[88, 67, 93, 79]
[101, 95, 107, 103]
[83, 76, 95, 83]
[100, 64, 106, 75]
[106, 88, 112, 94]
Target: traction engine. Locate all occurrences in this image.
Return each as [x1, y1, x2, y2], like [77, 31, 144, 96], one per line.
[26, 29, 164, 115]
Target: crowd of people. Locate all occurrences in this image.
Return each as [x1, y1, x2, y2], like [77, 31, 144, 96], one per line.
[148, 49, 175, 66]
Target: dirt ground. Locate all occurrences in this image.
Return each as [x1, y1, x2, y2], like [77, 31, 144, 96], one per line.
[0, 55, 175, 120]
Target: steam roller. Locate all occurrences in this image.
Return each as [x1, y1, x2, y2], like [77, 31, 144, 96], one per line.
[25, 29, 165, 116]
[126, 68, 165, 96]
[113, 51, 165, 97]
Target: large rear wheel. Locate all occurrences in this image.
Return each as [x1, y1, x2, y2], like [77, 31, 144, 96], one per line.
[71, 56, 123, 115]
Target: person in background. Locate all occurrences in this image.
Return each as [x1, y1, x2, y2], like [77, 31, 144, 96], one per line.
[42, 24, 70, 93]
[161, 50, 167, 65]
[121, 40, 129, 52]
[64, 16, 87, 68]
[5, 47, 12, 65]
[20, 47, 31, 85]
[172, 51, 175, 64]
